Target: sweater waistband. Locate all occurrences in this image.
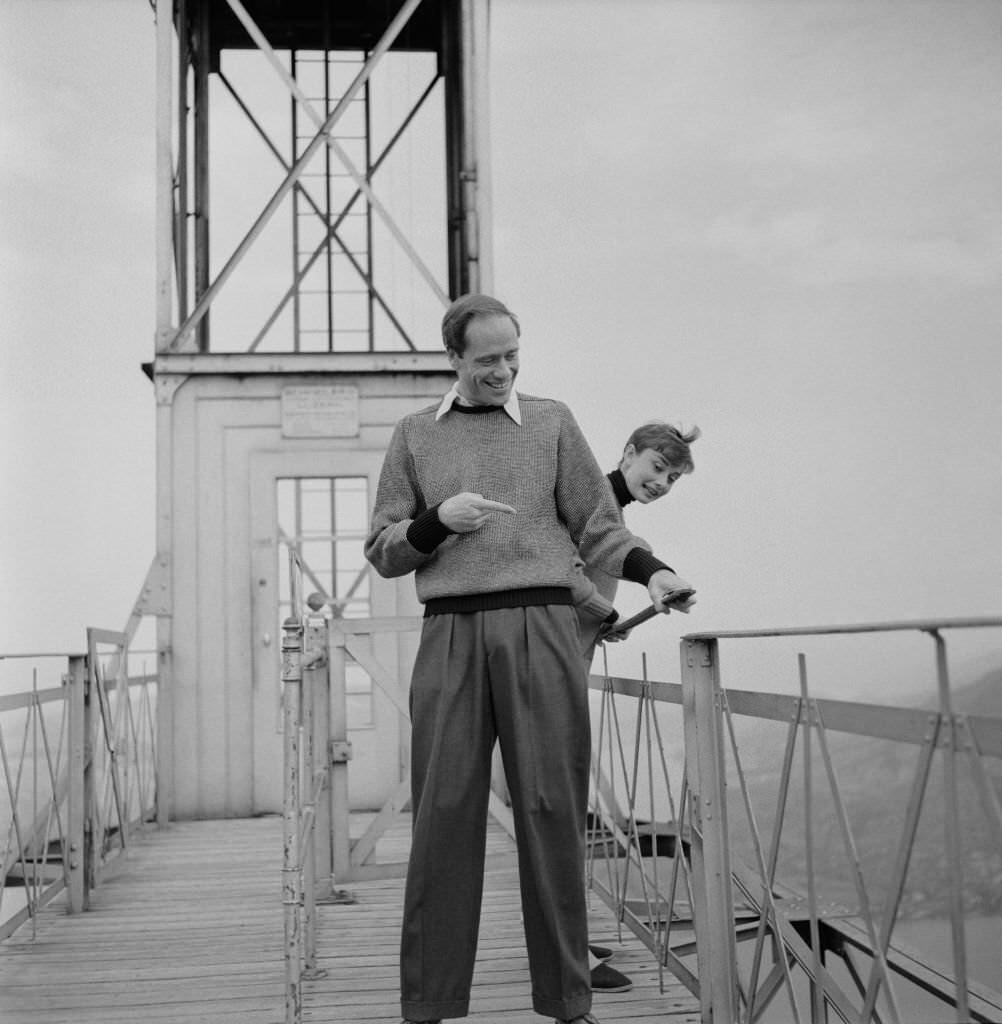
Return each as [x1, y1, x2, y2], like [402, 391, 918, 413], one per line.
[423, 586, 573, 617]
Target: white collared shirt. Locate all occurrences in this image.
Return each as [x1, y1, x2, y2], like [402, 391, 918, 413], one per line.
[435, 382, 522, 425]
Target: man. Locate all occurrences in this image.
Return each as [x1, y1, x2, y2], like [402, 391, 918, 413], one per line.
[364, 294, 696, 1024]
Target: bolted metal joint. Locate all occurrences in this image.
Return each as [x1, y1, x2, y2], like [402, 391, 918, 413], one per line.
[329, 739, 353, 764]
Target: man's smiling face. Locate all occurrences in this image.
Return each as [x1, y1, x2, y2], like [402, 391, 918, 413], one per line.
[449, 313, 520, 406]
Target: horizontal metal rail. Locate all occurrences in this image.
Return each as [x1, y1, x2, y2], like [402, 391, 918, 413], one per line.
[684, 615, 1000, 640]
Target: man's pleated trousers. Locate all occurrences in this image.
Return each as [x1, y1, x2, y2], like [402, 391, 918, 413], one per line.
[400, 604, 593, 1022]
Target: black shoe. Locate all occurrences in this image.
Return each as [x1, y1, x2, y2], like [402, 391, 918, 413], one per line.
[590, 961, 633, 993]
[588, 943, 613, 962]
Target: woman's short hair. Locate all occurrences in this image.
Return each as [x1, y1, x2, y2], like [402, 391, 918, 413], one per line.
[625, 421, 701, 473]
[441, 294, 520, 355]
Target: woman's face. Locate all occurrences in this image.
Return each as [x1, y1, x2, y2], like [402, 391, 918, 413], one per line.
[620, 445, 685, 504]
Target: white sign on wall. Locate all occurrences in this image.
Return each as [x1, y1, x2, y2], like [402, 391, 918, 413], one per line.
[281, 385, 360, 438]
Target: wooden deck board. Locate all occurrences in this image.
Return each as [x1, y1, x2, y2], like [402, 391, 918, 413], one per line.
[1, 815, 700, 1024]
[1, 817, 286, 1024]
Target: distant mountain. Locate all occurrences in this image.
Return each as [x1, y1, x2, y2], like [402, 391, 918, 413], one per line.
[930, 664, 1002, 716]
[722, 668, 1002, 920]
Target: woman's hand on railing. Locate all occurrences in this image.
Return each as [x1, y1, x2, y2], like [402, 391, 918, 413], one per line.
[597, 577, 697, 645]
[647, 569, 696, 614]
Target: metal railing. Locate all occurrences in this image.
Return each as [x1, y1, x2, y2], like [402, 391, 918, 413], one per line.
[588, 616, 1002, 1023]
[0, 630, 159, 939]
[279, 593, 1002, 1023]
[277, 571, 514, 1023]
[281, 552, 332, 1024]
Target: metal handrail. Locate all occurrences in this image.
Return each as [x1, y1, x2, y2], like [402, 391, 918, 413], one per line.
[279, 602, 1001, 1023]
[587, 615, 1002, 1024]
[683, 615, 1001, 640]
[1, 635, 159, 940]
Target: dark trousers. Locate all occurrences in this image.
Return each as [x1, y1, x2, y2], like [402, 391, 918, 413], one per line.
[400, 604, 593, 1021]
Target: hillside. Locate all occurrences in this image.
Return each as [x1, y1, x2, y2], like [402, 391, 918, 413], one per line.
[722, 667, 1002, 920]
[932, 664, 1002, 716]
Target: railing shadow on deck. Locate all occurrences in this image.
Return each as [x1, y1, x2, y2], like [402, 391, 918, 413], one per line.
[279, 543, 1001, 1024]
[0, 630, 159, 940]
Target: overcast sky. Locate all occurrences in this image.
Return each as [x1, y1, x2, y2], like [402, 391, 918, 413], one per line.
[2, 0, 1000, 697]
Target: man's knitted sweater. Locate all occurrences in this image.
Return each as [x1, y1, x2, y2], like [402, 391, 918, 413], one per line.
[573, 469, 642, 653]
[364, 394, 668, 612]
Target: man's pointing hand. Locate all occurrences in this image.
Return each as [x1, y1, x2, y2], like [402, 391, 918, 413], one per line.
[439, 492, 517, 533]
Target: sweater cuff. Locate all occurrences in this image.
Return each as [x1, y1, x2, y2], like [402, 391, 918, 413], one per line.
[406, 505, 454, 554]
[576, 589, 618, 623]
[622, 547, 674, 585]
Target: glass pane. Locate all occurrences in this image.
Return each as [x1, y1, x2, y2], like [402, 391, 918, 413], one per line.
[276, 475, 374, 727]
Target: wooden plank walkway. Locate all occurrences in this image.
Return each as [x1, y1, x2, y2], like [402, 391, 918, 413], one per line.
[1, 818, 287, 1024]
[0, 815, 700, 1024]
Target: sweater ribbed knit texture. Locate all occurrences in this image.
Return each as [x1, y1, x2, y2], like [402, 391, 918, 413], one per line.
[365, 394, 657, 606]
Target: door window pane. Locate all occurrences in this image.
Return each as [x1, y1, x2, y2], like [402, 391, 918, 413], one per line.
[277, 476, 373, 728]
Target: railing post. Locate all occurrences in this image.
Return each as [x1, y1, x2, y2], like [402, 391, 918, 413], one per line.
[328, 623, 352, 882]
[281, 614, 303, 1024]
[310, 616, 333, 896]
[155, 632, 174, 827]
[82, 653, 97, 905]
[301, 614, 329, 976]
[114, 662, 132, 852]
[681, 637, 739, 1023]
[929, 629, 970, 1023]
[65, 655, 87, 913]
